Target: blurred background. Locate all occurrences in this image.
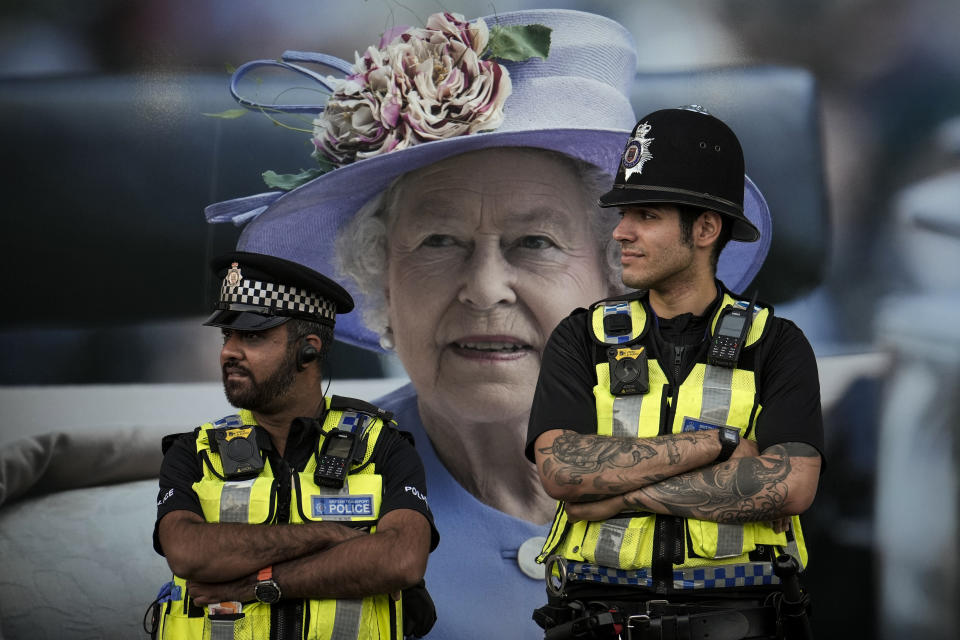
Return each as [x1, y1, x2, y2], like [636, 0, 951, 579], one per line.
[2, 0, 959, 638]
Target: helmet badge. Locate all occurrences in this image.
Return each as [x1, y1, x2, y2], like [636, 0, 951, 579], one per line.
[225, 262, 243, 289]
[622, 122, 654, 180]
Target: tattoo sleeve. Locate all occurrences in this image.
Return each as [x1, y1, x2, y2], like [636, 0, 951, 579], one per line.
[537, 430, 718, 499]
[625, 442, 820, 523]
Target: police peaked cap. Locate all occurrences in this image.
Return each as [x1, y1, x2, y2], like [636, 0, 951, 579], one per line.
[599, 106, 761, 242]
[203, 251, 355, 331]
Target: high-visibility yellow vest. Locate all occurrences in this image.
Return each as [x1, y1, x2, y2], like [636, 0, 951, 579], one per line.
[157, 396, 402, 640]
[539, 292, 808, 593]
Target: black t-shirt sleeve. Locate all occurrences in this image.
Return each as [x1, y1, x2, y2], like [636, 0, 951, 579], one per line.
[373, 426, 440, 551]
[754, 318, 826, 466]
[525, 311, 599, 462]
[153, 432, 204, 556]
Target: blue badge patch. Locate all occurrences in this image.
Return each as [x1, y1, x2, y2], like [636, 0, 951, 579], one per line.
[312, 495, 374, 518]
[682, 417, 729, 432]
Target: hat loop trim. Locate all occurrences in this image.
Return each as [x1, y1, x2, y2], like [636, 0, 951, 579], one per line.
[610, 184, 743, 213]
[229, 51, 353, 115]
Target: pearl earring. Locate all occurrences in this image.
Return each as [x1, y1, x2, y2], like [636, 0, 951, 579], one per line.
[379, 327, 395, 350]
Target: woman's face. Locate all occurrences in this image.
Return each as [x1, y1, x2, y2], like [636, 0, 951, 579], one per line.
[385, 148, 611, 424]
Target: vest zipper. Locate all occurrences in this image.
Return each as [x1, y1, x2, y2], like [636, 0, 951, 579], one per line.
[652, 344, 685, 592]
[673, 344, 685, 382]
[270, 465, 304, 640]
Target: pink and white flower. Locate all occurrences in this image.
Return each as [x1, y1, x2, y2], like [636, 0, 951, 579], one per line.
[313, 12, 512, 167]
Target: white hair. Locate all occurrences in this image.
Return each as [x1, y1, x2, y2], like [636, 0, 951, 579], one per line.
[334, 148, 624, 337]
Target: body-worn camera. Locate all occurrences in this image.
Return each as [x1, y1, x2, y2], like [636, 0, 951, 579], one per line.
[211, 426, 265, 479]
[607, 345, 649, 395]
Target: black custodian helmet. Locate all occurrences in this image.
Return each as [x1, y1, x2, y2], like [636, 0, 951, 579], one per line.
[598, 106, 761, 242]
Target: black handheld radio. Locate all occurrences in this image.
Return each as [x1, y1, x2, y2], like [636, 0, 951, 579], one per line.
[707, 296, 757, 368]
[314, 428, 360, 488]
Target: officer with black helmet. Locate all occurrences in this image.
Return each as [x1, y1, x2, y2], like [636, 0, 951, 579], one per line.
[149, 251, 438, 639]
[526, 107, 823, 639]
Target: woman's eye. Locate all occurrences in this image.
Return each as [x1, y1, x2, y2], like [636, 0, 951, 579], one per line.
[518, 235, 556, 250]
[421, 234, 457, 248]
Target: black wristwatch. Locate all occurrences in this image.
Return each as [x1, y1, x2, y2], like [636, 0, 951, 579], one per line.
[715, 427, 740, 463]
[254, 566, 282, 604]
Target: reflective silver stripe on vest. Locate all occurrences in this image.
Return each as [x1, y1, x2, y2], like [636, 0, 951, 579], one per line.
[781, 522, 805, 570]
[611, 394, 644, 437]
[700, 364, 734, 425]
[219, 478, 257, 523]
[209, 618, 235, 640]
[714, 522, 744, 558]
[700, 363, 743, 557]
[593, 516, 632, 568]
[565, 561, 780, 590]
[330, 598, 363, 640]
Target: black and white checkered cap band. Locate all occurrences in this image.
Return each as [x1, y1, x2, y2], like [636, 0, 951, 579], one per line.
[219, 277, 337, 322]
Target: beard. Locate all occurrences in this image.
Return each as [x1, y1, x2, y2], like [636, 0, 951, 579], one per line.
[222, 345, 298, 412]
[619, 238, 696, 292]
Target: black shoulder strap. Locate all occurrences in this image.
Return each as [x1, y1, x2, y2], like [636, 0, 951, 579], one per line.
[329, 394, 395, 425]
[161, 428, 199, 455]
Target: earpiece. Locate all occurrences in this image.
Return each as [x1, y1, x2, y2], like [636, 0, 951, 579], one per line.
[296, 342, 319, 371]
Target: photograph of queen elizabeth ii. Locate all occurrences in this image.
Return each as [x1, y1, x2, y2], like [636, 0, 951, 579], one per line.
[207, 8, 771, 638]
[8, 0, 958, 638]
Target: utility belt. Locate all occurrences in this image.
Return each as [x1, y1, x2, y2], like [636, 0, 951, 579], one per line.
[534, 596, 779, 640]
[534, 554, 812, 640]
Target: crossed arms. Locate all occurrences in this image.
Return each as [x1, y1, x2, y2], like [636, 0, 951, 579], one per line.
[157, 508, 431, 606]
[533, 429, 821, 525]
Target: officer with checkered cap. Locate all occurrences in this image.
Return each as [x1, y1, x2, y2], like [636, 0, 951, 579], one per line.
[528, 107, 821, 639]
[153, 251, 437, 640]
[205, 251, 354, 331]
[203, 251, 354, 368]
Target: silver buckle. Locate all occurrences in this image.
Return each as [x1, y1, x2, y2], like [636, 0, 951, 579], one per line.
[544, 555, 569, 598]
[624, 614, 649, 640]
[623, 599, 670, 639]
[646, 599, 669, 614]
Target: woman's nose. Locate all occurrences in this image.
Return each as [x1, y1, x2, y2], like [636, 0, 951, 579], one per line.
[457, 238, 517, 309]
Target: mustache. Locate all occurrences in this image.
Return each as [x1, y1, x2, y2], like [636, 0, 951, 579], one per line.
[222, 360, 252, 377]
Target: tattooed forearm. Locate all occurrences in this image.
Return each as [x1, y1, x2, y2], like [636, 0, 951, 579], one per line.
[626, 445, 795, 523]
[536, 430, 718, 498]
[666, 438, 683, 465]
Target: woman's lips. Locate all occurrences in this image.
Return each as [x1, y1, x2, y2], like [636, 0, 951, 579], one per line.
[448, 336, 534, 360]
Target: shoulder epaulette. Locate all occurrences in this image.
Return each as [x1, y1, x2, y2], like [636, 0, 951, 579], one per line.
[329, 395, 395, 425]
[588, 289, 646, 309]
[161, 430, 196, 455]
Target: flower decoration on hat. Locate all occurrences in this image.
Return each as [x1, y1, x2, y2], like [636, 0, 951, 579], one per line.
[220, 12, 551, 191]
[317, 13, 509, 166]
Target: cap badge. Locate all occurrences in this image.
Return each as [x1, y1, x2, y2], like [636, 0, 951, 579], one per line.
[622, 122, 654, 180]
[225, 262, 243, 289]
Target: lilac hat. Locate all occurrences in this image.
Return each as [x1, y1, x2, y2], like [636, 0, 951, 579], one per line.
[206, 9, 771, 352]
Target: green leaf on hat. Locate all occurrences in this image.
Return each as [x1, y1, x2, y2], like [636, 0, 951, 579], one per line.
[262, 168, 327, 190]
[487, 24, 551, 62]
[202, 108, 249, 120]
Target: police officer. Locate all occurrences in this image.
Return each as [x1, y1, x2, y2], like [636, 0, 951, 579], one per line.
[151, 251, 438, 639]
[526, 107, 823, 639]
